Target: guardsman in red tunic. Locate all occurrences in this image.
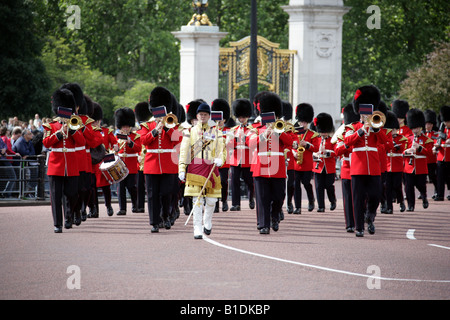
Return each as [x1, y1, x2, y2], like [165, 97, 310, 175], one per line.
[44, 89, 86, 233]
[344, 85, 388, 237]
[423, 109, 439, 199]
[212, 98, 234, 213]
[312, 113, 337, 212]
[227, 98, 255, 211]
[403, 109, 433, 211]
[384, 111, 408, 214]
[376, 101, 392, 214]
[248, 92, 293, 234]
[135, 101, 152, 214]
[91, 102, 118, 217]
[140, 87, 182, 232]
[114, 108, 141, 216]
[433, 105, 450, 201]
[292, 103, 319, 214]
[334, 104, 360, 232]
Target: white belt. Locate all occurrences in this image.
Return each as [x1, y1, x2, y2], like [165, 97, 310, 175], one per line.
[258, 151, 283, 156]
[75, 146, 85, 151]
[146, 149, 176, 153]
[387, 153, 403, 157]
[119, 153, 138, 157]
[414, 155, 426, 159]
[85, 149, 90, 153]
[52, 148, 76, 152]
[353, 146, 378, 152]
[342, 157, 350, 161]
[236, 145, 249, 150]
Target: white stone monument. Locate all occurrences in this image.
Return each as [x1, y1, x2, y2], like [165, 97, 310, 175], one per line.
[282, 0, 350, 124]
[172, 25, 227, 107]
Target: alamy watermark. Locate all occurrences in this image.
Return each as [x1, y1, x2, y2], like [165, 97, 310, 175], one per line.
[366, 5, 381, 29]
[66, 5, 81, 30]
[366, 265, 381, 289]
[67, 265, 81, 289]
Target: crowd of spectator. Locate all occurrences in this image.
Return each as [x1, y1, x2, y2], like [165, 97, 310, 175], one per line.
[0, 114, 47, 198]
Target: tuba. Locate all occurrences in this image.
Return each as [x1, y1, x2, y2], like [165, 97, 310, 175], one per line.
[368, 111, 386, 129]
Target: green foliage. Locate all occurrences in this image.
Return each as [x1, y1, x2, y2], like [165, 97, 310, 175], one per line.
[399, 41, 450, 112]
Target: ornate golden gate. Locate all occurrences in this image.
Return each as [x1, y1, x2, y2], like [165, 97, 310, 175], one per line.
[219, 35, 296, 103]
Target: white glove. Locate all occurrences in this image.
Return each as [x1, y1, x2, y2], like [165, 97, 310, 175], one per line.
[213, 158, 223, 167]
[178, 171, 185, 182]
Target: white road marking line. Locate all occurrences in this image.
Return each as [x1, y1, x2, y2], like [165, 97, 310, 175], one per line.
[203, 236, 450, 283]
[428, 244, 450, 250]
[406, 229, 416, 240]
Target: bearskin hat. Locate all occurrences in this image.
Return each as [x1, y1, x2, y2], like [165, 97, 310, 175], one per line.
[134, 101, 152, 123]
[352, 85, 381, 115]
[176, 103, 186, 123]
[314, 112, 334, 133]
[91, 102, 103, 121]
[253, 91, 269, 116]
[232, 98, 252, 118]
[60, 83, 85, 112]
[186, 99, 205, 124]
[392, 100, 410, 119]
[115, 107, 135, 129]
[406, 108, 425, 130]
[440, 105, 450, 122]
[211, 98, 230, 121]
[51, 88, 77, 115]
[258, 92, 282, 118]
[149, 86, 173, 114]
[80, 94, 94, 116]
[282, 101, 293, 121]
[295, 103, 314, 123]
[424, 109, 437, 127]
[342, 103, 360, 125]
[376, 100, 388, 116]
[384, 111, 399, 130]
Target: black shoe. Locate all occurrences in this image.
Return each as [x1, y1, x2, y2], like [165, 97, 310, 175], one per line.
[74, 216, 81, 226]
[367, 221, 375, 234]
[330, 202, 336, 211]
[116, 210, 126, 215]
[385, 208, 393, 214]
[89, 207, 98, 218]
[287, 203, 293, 214]
[346, 227, 355, 233]
[194, 234, 203, 239]
[308, 202, 314, 212]
[249, 199, 255, 209]
[151, 226, 159, 233]
[222, 202, 229, 212]
[230, 205, 240, 211]
[164, 221, 171, 230]
[356, 230, 364, 237]
[64, 219, 72, 229]
[432, 193, 437, 200]
[423, 199, 429, 209]
[203, 227, 211, 235]
[272, 221, 279, 232]
[259, 227, 270, 234]
[317, 208, 325, 212]
[406, 206, 414, 212]
[293, 208, 301, 214]
[54, 226, 62, 233]
[434, 196, 444, 201]
[107, 206, 114, 216]
[81, 210, 87, 221]
[400, 202, 406, 212]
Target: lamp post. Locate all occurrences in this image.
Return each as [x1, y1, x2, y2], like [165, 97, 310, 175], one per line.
[249, 0, 258, 118]
[187, 0, 212, 26]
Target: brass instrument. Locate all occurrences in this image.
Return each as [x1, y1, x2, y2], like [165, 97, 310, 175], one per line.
[163, 113, 178, 129]
[272, 120, 286, 134]
[285, 122, 295, 133]
[368, 111, 386, 129]
[297, 146, 305, 165]
[60, 115, 83, 138]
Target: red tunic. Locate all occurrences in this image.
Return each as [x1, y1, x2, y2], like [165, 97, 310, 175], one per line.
[293, 129, 320, 172]
[386, 134, 408, 173]
[43, 121, 86, 176]
[94, 127, 118, 187]
[403, 133, 433, 174]
[227, 124, 253, 168]
[312, 136, 336, 174]
[116, 131, 142, 175]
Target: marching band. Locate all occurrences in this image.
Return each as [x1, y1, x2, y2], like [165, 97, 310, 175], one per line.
[44, 82, 450, 238]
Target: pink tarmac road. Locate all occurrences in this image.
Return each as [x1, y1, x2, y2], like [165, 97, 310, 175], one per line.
[1, 183, 449, 301]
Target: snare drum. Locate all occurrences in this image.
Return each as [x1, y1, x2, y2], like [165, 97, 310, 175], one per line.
[99, 155, 129, 185]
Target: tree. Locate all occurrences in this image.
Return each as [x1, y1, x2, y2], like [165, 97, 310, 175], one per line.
[399, 40, 450, 112]
[0, 0, 51, 120]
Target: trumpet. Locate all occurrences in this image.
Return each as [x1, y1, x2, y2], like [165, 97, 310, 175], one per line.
[163, 113, 178, 129]
[272, 120, 286, 134]
[68, 115, 83, 131]
[367, 111, 386, 129]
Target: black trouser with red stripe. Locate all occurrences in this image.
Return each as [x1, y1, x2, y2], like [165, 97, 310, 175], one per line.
[341, 178, 354, 229]
[49, 175, 78, 227]
[351, 175, 380, 232]
[254, 177, 285, 229]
